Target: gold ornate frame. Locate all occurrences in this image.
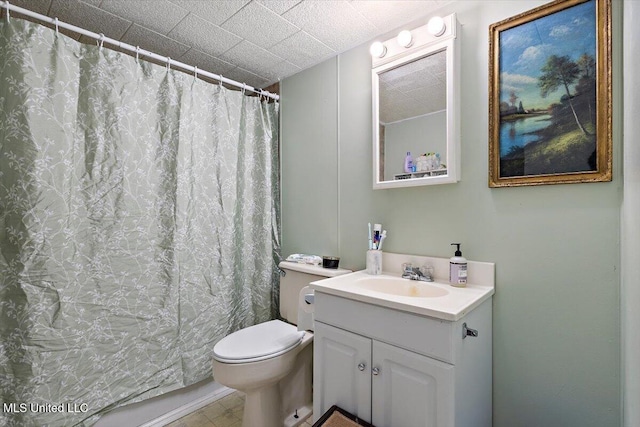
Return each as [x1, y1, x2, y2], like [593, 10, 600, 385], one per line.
[488, 0, 612, 187]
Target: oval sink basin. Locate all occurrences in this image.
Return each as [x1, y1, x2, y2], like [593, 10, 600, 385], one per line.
[354, 277, 449, 298]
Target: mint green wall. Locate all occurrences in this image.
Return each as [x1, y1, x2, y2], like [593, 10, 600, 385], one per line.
[281, 58, 339, 257]
[281, 1, 622, 426]
[384, 111, 447, 181]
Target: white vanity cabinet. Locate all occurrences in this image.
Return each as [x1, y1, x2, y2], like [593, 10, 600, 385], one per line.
[314, 322, 373, 421]
[372, 339, 454, 427]
[312, 291, 492, 427]
[314, 321, 454, 427]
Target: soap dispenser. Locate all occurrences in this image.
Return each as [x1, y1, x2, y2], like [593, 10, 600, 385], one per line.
[449, 243, 467, 287]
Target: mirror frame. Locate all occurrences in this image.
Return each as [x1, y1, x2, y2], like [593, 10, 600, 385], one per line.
[372, 14, 460, 189]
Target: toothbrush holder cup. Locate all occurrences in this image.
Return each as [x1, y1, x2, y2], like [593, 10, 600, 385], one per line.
[366, 250, 382, 275]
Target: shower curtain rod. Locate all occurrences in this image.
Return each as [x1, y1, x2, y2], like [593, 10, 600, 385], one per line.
[0, 1, 280, 101]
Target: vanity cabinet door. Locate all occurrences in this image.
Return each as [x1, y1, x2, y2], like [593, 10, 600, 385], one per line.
[372, 340, 454, 427]
[313, 322, 372, 423]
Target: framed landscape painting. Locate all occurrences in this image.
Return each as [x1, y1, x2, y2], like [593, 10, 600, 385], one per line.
[488, 0, 612, 187]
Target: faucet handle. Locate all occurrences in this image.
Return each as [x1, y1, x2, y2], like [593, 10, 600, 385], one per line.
[419, 264, 434, 281]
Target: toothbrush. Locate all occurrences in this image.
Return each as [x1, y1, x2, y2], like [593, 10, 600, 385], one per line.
[368, 223, 373, 250]
[378, 230, 387, 251]
[373, 223, 382, 248]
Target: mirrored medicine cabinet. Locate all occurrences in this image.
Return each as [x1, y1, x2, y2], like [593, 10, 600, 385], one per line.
[372, 13, 460, 189]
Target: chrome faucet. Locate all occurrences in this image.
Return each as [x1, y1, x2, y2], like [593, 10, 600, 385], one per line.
[401, 265, 433, 282]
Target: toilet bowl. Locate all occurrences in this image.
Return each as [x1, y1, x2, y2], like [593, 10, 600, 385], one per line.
[213, 320, 313, 427]
[211, 261, 351, 427]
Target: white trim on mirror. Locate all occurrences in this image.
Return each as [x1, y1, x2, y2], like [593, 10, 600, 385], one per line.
[372, 13, 460, 190]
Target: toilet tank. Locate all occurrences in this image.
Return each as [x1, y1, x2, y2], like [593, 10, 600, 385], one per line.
[279, 261, 351, 324]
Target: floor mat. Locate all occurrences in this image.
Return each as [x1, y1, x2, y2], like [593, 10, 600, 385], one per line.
[312, 406, 374, 427]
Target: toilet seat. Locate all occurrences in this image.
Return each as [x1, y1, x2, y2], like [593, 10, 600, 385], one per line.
[213, 320, 304, 364]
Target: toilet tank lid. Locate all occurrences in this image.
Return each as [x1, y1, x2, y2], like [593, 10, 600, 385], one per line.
[279, 261, 351, 278]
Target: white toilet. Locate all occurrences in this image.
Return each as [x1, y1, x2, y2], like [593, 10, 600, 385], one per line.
[212, 261, 350, 427]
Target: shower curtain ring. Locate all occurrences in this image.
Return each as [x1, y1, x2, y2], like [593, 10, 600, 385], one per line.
[5, 1, 10, 21]
[193, 66, 198, 80]
[98, 33, 104, 49]
[167, 57, 171, 71]
[135, 46, 140, 62]
[219, 75, 223, 88]
[54, 17, 59, 34]
[242, 83, 246, 95]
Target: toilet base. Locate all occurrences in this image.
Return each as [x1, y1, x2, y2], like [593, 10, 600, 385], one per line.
[212, 332, 314, 427]
[242, 383, 282, 427]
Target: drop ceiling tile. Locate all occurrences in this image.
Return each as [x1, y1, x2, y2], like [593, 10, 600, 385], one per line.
[270, 30, 335, 69]
[179, 48, 237, 76]
[169, 0, 249, 26]
[99, 0, 188, 35]
[282, 1, 378, 52]
[257, 0, 301, 16]
[168, 13, 241, 57]
[122, 24, 190, 60]
[8, 0, 52, 15]
[262, 59, 301, 83]
[221, 2, 298, 49]
[224, 67, 270, 90]
[218, 40, 283, 75]
[49, 0, 132, 40]
[349, 1, 442, 31]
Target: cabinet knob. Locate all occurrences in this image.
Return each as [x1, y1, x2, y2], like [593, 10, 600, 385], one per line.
[358, 362, 366, 371]
[372, 367, 380, 376]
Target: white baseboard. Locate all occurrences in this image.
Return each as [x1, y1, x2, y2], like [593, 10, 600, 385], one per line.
[139, 386, 234, 427]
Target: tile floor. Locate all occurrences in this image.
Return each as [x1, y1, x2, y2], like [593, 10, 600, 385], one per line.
[165, 390, 314, 427]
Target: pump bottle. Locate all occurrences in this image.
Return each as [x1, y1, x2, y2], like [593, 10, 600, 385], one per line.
[404, 152, 413, 173]
[449, 243, 467, 287]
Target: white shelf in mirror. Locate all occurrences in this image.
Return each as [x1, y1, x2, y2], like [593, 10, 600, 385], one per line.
[394, 168, 447, 180]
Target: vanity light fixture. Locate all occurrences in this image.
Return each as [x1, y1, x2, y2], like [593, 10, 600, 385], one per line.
[427, 16, 446, 37]
[397, 30, 413, 48]
[370, 41, 387, 58]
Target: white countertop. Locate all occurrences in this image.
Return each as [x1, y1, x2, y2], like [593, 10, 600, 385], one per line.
[310, 270, 495, 321]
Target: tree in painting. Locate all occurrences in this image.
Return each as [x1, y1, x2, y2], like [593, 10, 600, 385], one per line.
[539, 54, 588, 136]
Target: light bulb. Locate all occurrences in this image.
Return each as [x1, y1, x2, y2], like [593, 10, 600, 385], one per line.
[369, 41, 387, 58]
[397, 30, 413, 48]
[427, 16, 446, 37]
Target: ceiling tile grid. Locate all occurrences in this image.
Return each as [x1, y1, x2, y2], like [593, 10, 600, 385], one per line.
[4, 0, 450, 90]
[122, 24, 191, 59]
[221, 1, 299, 49]
[257, 0, 301, 16]
[100, 0, 188, 35]
[168, 13, 242, 56]
[269, 30, 335, 69]
[8, 0, 52, 15]
[282, 1, 380, 52]
[171, 0, 249, 26]
[50, 0, 132, 40]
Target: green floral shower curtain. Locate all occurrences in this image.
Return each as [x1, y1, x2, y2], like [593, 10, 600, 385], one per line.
[0, 18, 280, 426]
